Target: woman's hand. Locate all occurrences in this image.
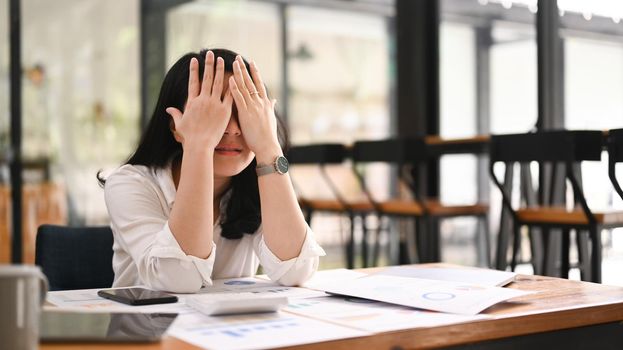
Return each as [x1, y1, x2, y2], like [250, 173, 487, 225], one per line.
[229, 56, 281, 162]
[166, 51, 233, 152]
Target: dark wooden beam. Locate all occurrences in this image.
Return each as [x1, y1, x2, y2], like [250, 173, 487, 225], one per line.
[9, 0, 23, 263]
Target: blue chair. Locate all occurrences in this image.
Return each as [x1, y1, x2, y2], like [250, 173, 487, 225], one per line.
[35, 224, 114, 291]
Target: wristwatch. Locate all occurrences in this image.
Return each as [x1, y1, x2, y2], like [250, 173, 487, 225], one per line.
[256, 155, 289, 176]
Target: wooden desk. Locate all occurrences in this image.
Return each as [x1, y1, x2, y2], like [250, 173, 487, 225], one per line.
[41, 266, 623, 350]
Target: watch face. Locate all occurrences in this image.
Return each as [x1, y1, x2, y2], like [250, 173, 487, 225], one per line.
[276, 156, 289, 174]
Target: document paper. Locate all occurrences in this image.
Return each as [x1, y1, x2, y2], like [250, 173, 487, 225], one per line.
[312, 274, 532, 315]
[375, 266, 517, 287]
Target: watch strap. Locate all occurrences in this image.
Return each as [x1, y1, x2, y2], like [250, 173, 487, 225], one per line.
[256, 163, 277, 177]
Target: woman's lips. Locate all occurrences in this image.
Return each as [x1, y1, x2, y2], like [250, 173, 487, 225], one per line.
[215, 145, 242, 156]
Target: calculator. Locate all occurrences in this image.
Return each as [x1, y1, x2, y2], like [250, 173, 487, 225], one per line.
[185, 292, 289, 316]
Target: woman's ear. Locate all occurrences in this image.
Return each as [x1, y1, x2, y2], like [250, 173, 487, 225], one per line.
[169, 118, 183, 143]
[165, 107, 184, 143]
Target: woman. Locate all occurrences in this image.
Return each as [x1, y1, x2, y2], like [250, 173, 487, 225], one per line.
[101, 49, 325, 293]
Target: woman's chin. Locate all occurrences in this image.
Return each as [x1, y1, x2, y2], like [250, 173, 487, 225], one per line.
[214, 157, 253, 177]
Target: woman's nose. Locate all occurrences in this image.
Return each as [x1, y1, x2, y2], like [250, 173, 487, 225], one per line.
[224, 117, 241, 136]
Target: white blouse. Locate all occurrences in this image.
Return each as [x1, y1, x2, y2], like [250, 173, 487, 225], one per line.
[104, 164, 326, 293]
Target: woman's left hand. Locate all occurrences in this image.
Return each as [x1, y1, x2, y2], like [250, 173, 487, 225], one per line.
[229, 56, 282, 161]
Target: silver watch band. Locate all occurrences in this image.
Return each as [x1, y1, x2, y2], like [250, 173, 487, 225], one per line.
[256, 163, 277, 177]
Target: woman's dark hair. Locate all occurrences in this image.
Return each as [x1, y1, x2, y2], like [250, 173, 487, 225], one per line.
[99, 48, 289, 239]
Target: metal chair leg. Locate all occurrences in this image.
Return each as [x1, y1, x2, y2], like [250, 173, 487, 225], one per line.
[576, 229, 590, 281]
[476, 214, 491, 268]
[590, 225, 602, 283]
[511, 223, 521, 271]
[528, 226, 544, 275]
[416, 217, 428, 263]
[541, 227, 551, 276]
[560, 229, 570, 279]
[428, 217, 441, 262]
[495, 207, 514, 270]
[346, 212, 355, 269]
[371, 215, 384, 267]
[403, 217, 418, 264]
[361, 214, 370, 268]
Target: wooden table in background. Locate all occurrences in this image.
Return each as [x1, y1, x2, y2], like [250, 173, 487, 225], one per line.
[0, 182, 67, 263]
[41, 264, 623, 350]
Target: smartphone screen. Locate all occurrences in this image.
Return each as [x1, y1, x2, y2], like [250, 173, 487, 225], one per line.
[98, 287, 178, 306]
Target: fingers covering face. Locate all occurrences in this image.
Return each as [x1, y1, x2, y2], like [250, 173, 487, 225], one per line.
[249, 61, 267, 98]
[187, 57, 200, 103]
[212, 57, 225, 99]
[190, 51, 230, 103]
[200, 51, 215, 96]
[229, 76, 247, 110]
[235, 56, 260, 99]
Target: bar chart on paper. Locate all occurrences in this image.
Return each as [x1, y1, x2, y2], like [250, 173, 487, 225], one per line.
[168, 311, 368, 350]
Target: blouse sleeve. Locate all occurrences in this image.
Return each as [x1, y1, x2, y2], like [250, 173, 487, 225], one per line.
[253, 223, 326, 286]
[105, 171, 216, 293]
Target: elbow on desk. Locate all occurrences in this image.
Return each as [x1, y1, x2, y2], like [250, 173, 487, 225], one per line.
[138, 257, 204, 294]
[274, 258, 318, 287]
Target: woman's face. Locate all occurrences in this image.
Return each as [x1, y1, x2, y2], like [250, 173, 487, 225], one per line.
[172, 71, 255, 178]
[212, 72, 255, 178]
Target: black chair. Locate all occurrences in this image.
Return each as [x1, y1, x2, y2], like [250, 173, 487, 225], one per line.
[287, 144, 374, 268]
[352, 138, 489, 266]
[490, 130, 623, 283]
[35, 224, 114, 291]
[608, 128, 623, 201]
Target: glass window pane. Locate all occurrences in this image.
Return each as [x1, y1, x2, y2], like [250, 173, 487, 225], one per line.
[287, 6, 390, 144]
[565, 38, 623, 130]
[19, 0, 139, 262]
[490, 23, 537, 134]
[167, 1, 281, 99]
[439, 22, 477, 206]
[440, 23, 476, 138]
[565, 37, 623, 216]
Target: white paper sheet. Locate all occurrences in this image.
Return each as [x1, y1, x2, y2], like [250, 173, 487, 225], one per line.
[375, 266, 517, 287]
[302, 268, 367, 290]
[285, 295, 489, 332]
[168, 310, 369, 350]
[312, 275, 533, 315]
[46, 287, 196, 314]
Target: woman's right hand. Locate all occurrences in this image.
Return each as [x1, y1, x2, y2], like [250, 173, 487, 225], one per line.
[166, 51, 233, 152]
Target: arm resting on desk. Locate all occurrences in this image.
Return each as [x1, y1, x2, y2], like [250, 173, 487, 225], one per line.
[253, 224, 325, 286]
[105, 175, 216, 293]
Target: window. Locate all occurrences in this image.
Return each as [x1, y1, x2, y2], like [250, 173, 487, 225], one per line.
[287, 6, 390, 144]
[21, 0, 140, 225]
[167, 1, 281, 99]
[565, 36, 623, 211]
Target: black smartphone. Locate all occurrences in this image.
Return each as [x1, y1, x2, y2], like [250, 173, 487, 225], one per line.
[97, 287, 178, 306]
